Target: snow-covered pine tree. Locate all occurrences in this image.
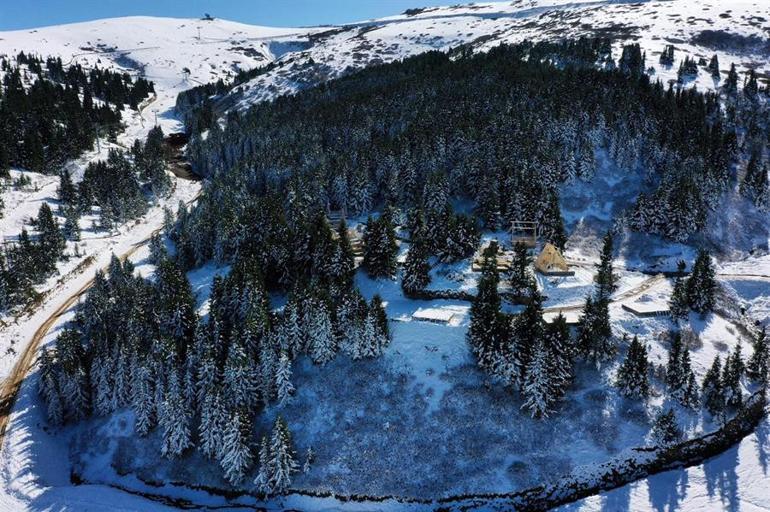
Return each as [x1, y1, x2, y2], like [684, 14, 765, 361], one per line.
[259, 340, 278, 405]
[268, 416, 298, 494]
[650, 409, 682, 446]
[362, 211, 398, 278]
[159, 371, 192, 458]
[199, 386, 228, 459]
[740, 152, 769, 211]
[254, 435, 272, 496]
[594, 230, 616, 300]
[577, 295, 614, 362]
[38, 348, 64, 425]
[723, 344, 743, 408]
[220, 409, 253, 485]
[275, 351, 295, 407]
[467, 242, 504, 369]
[303, 446, 315, 473]
[196, 351, 219, 407]
[702, 355, 725, 417]
[308, 300, 337, 365]
[616, 335, 649, 399]
[687, 249, 716, 314]
[223, 334, 259, 410]
[747, 327, 768, 384]
[512, 282, 545, 384]
[130, 358, 156, 436]
[90, 350, 114, 416]
[521, 340, 557, 418]
[508, 241, 533, 300]
[401, 240, 431, 295]
[669, 261, 689, 320]
[542, 313, 573, 399]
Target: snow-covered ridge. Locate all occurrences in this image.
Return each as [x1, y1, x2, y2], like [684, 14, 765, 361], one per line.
[1, 1, 767, 115]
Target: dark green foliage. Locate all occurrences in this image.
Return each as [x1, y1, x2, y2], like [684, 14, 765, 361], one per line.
[747, 327, 768, 385]
[616, 335, 649, 399]
[659, 45, 675, 66]
[178, 38, 741, 261]
[508, 241, 533, 299]
[594, 230, 616, 300]
[687, 249, 716, 314]
[401, 239, 431, 294]
[651, 409, 682, 446]
[669, 261, 689, 320]
[0, 53, 153, 174]
[677, 56, 698, 82]
[468, 242, 505, 369]
[577, 295, 614, 362]
[707, 54, 720, 78]
[702, 356, 725, 417]
[362, 212, 398, 279]
[723, 343, 744, 408]
[740, 151, 769, 210]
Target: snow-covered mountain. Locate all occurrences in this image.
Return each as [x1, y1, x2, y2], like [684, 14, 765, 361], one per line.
[1, 0, 768, 119]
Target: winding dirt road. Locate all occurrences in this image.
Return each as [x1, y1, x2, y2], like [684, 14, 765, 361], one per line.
[0, 189, 200, 444]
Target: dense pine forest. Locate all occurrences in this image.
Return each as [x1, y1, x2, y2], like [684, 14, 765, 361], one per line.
[35, 37, 770, 494]
[0, 52, 162, 312]
[181, 38, 767, 258]
[0, 52, 154, 174]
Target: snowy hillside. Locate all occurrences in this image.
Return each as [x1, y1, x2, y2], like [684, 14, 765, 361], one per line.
[225, 0, 770, 106]
[0, 16, 316, 133]
[2, 1, 767, 114]
[0, 3, 768, 512]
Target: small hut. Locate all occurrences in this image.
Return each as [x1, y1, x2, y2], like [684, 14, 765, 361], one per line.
[534, 243, 574, 276]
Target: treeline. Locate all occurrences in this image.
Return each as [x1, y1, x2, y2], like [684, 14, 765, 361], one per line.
[0, 127, 170, 313]
[0, 52, 154, 174]
[39, 206, 390, 489]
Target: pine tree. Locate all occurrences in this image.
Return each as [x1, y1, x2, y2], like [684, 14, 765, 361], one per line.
[220, 410, 253, 485]
[740, 153, 769, 211]
[199, 387, 228, 459]
[651, 409, 682, 446]
[594, 230, 616, 300]
[131, 360, 155, 436]
[725, 63, 739, 94]
[577, 295, 613, 362]
[702, 356, 725, 417]
[268, 416, 298, 494]
[468, 242, 504, 368]
[747, 327, 768, 384]
[723, 344, 743, 408]
[62, 207, 81, 241]
[508, 241, 533, 299]
[521, 340, 558, 418]
[687, 249, 716, 314]
[616, 335, 649, 399]
[159, 372, 192, 458]
[58, 169, 77, 204]
[669, 261, 689, 319]
[303, 446, 315, 473]
[223, 336, 258, 410]
[707, 54, 720, 78]
[275, 351, 295, 406]
[362, 212, 398, 278]
[401, 240, 431, 295]
[308, 301, 337, 365]
[254, 435, 272, 496]
[37, 203, 65, 262]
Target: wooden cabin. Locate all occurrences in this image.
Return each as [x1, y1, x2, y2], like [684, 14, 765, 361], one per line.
[534, 243, 574, 276]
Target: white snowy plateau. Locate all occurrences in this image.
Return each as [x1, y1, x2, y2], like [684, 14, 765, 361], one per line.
[0, 0, 769, 510]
